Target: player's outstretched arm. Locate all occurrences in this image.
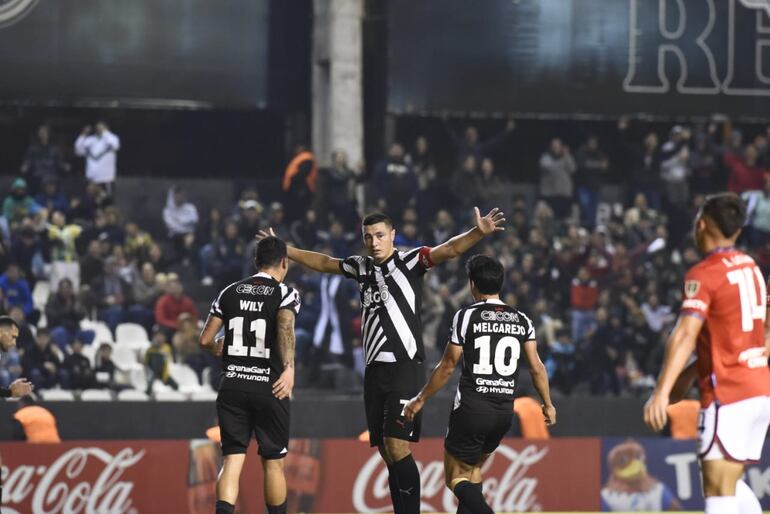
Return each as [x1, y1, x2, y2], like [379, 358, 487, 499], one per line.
[257, 228, 342, 275]
[199, 313, 225, 356]
[404, 344, 462, 420]
[428, 207, 505, 265]
[522, 340, 556, 426]
[644, 314, 702, 432]
[273, 309, 296, 400]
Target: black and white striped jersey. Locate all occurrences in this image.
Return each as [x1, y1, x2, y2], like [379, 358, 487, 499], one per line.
[209, 272, 301, 394]
[339, 247, 433, 366]
[450, 299, 535, 407]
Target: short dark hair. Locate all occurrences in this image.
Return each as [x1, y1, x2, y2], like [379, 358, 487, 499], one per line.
[256, 236, 287, 268]
[701, 193, 746, 238]
[466, 254, 504, 295]
[0, 316, 19, 331]
[362, 212, 393, 229]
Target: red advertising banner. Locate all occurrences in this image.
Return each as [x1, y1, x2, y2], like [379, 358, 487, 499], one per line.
[0, 438, 601, 513]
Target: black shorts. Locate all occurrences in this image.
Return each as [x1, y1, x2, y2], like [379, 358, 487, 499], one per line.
[445, 403, 512, 465]
[216, 389, 290, 459]
[364, 361, 424, 447]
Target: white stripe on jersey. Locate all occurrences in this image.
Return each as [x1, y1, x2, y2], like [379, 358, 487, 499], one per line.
[458, 308, 477, 344]
[388, 259, 416, 314]
[211, 280, 239, 316]
[402, 248, 421, 270]
[366, 328, 387, 363]
[383, 288, 417, 359]
[342, 260, 358, 277]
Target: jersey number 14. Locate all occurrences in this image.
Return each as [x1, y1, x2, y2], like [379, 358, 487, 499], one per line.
[227, 317, 270, 358]
[727, 267, 767, 332]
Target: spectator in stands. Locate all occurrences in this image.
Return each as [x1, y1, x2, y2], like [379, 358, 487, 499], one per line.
[79, 239, 104, 287]
[0, 345, 21, 390]
[282, 144, 318, 223]
[570, 266, 599, 343]
[576, 135, 610, 227]
[74, 122, 120, 196]
[587, 312, 626, 395]
[725, 144, 767, 194]
[3, 178, 42, 229]
[0, 263, 35, 325]
[208, 219, 246, 288]
[539, 138, 576, 218]
[46, 210, 82, 291]
[9, 223, 44, 289]
[236, 200, 263, 242]
[9, 306, 34, 354]
[12, 395, 61, 443]
[475, 158, 506, 213]
[154, 278, 198, 337]
[289, 209, 320, 250]
[35, 178, 69, 214]
[742, 176, 770, 247]
[144, 243, 170, 273]
[427, 209, 456, 247]
[445, 119, 515, 166]
[316, 149, 360, 224]
[102, 207, 126, 247]
[640, 294, 673, 333]
[172, 312, 212, 382]
[20, 125, 69, 194]
[59, 339, 94, 390]
[68, 182, 107, 224]
[372, 143, 417, 222]
[629, 132, 662, 210]
[265, 202, 290, 241]
[93, 343, 128, 391]
[144, 326, 179, 394]
[450, 155, 480, 216]
[316, 220, 356, 257]
[660, 126, 691, 207]
[394, 222, 421, 249]
[544, 329, 576, 395]
[130, 262, 161, 333]
[22, 328, 60, 390]
[124, 221, 154, 263]
[162, 185, 199, 265]
[88, 257, 133, 335]
[688, 130, 719, 194]
[46, 278, 91, 351]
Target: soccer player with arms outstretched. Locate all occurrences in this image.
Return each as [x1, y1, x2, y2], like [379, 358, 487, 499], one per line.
[258, 207, 504, 514]
[404, 255, 555, 514]
[645, 193, 770, 514]
[199, 236, 300, 514]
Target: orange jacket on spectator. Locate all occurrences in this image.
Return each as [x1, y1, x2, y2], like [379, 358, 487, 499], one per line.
[514, 396, 550, 439]
[155, 293, 198, 330]
[14, 405, 61, 443]
[666, 399, 699, 439]
[282, 151, 318, 193]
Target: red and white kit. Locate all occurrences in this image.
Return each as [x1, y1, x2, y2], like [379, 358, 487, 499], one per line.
[680, 247, 770, 463]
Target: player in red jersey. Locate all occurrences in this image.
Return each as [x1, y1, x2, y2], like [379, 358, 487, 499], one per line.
[645, 193, 770, 514]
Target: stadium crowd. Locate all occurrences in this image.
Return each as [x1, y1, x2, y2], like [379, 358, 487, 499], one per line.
[2, 118, 770, 399]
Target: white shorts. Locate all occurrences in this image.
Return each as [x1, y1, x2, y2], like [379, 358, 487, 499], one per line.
[698, 395, 770, 463]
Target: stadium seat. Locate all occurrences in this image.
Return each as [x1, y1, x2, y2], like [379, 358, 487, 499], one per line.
[154, 390, 188, 401]
[80, 389, 114, 401]
[81, 344, 97, 366]
[190, 390, 218, 401]
[117, 389, 150, 401]
[170, 363, 201, 392]
[125, 364, 147, 391]
[115, 323, 150, 347]
[39, 389, 75, 401]
[111, 344, 139, 369]
[80, 320, 114, 344]
[32, 280, 50, 311]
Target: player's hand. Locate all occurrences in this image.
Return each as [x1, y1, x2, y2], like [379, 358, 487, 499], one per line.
[256, 228, 277, 241]
[9, 378, 33, 398]
[542, 403, 556, 426]
[474, 207, 505, 235]
[403, 396, 424, 421]
[214, 336, 225, 357]
[644, 392, 670, 432]
[273, 366, 294, 400]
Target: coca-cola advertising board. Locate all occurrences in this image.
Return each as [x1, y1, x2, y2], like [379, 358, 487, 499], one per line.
[0, 438, 600, 513]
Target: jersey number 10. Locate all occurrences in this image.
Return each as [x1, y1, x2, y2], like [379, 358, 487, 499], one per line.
[227, 317, 270, 358]
[726, 267, 767, 332]
[472, 335, 521, 376]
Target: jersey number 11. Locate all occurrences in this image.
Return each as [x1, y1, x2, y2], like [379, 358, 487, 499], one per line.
[227, 317, 270, 358]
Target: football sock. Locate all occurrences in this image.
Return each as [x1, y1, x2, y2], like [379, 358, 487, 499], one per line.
[455, 483, 482, 514]
[387, 465, 406, 514]
[391, 454, 421, 514]
[215, 500, 235, 514]
[705, 496, 739, 514]
[736, 480, 762, 514]
[454, 481, 493, 514]
[266, 500, 287, 514]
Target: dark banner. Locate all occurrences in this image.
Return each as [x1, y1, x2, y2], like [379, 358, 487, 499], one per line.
[0, 0, 268, 108]
[388, 0, 770, 119]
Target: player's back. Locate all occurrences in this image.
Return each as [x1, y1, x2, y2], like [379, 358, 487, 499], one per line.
[210, 271, 300, 395]
[452, 299, 535, 409]
[681, 248, 770, 406]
